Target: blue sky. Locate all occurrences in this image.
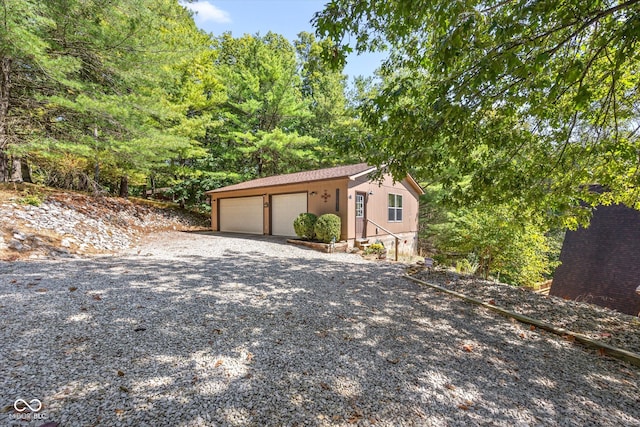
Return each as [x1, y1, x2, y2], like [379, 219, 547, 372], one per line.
[181, 0, 385, 79]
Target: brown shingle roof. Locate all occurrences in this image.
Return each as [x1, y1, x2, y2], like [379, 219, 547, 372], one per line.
[551, 204, 640, 316]
[206, 163, 376, 194]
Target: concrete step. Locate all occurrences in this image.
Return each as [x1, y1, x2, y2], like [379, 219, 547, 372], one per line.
[355, 238, 370, 250]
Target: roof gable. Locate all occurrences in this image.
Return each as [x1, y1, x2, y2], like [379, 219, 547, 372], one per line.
[206, 163, 375, 194]
[205, 163, 424, 195]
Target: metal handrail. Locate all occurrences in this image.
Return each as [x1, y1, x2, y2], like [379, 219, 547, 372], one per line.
[366, 219, 400, 261]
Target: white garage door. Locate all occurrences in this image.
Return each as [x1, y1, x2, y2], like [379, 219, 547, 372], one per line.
[219, 196, 263, 234]
[271, 193, 308, 236]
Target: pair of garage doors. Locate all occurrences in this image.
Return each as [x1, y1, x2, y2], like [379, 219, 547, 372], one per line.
[218, 193, 307, 236]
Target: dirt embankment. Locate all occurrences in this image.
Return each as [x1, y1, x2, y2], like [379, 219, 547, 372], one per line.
[0, 184, 209, 260]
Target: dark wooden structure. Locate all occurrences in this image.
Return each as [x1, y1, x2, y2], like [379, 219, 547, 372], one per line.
[551, 204, 640, 316]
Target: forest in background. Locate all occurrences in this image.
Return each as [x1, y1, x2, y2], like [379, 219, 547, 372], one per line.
[7, 0, 626, 286]
[0, 0, 365, 207]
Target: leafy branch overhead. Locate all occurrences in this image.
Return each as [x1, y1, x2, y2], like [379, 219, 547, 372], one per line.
[314, 0, 640, 225]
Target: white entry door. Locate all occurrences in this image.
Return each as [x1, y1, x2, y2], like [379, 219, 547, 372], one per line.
[271, 193, 308, 236]
[219, 196, 263, 234]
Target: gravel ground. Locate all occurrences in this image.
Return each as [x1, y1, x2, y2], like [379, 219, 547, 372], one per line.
[1, 192, 208, 258]
[1, 231, 639, 426]
[411, 270, 640, 354]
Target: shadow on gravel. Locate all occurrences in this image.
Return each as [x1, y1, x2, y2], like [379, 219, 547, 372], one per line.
[1, 249, 639, 426]
[179, 230, 295, 247]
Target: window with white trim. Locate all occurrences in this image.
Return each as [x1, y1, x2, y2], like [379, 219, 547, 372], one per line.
[388, 194, 403, 222]
[355, 193, 364, 217]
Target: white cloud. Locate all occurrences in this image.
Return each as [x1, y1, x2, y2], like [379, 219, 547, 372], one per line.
[182, 1, 231, 24]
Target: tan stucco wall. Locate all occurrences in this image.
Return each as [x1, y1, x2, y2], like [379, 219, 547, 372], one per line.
[347, 174, 421, 240]
[210, 178, 350, 239]
[209, 173, 421, 252]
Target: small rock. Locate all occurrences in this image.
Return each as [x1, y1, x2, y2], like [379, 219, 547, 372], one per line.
[61, 237, 74, 248]
[53, 247, 70, 255]
[8, 240, 24, 251]
[31, 236, 45, 247]
[12, 232, 26, 241]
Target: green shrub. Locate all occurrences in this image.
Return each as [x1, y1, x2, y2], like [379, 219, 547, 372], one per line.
[425, 204, 560, 286]
[364, 242, 385, 255]
[18, 194, 43, 207]
[455, 257, 479, 275]
[314, 213, 341, 243]
[293, 212, 317, 239]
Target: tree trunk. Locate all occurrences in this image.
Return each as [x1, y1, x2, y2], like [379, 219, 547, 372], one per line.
[63, 173, 73, 189]
[150, 175, 156, 196]
[0, 152, 7, 182]
[92, 124, 100, 183]
[257, 151, 264, 177]
[10, 156, 22, 182]
[21, 158, 32, 183]
[78, 173, 88, 191]
[119, 175, 129, 198]
[0, 57, 11, 183]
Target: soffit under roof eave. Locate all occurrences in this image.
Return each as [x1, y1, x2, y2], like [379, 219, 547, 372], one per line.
[347, 167, 378, 181]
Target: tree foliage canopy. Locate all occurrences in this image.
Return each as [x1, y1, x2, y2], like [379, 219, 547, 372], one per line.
[0, 0, 214, 191]
[0, 2, 357, 206]
[314, 0, 640, 225]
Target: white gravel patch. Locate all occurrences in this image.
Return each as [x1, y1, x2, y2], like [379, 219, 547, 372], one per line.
[1, 231, 639, 426]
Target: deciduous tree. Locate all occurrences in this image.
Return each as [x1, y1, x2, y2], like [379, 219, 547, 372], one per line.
[314, 0, 640, 225]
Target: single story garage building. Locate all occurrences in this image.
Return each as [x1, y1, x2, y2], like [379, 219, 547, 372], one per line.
[205, 163, 424, 253]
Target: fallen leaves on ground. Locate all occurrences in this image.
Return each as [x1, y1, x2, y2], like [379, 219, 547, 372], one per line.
[458, 400, 474, 410]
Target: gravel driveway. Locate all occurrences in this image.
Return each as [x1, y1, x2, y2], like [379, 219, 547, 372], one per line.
[1, 231, 638, 426]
